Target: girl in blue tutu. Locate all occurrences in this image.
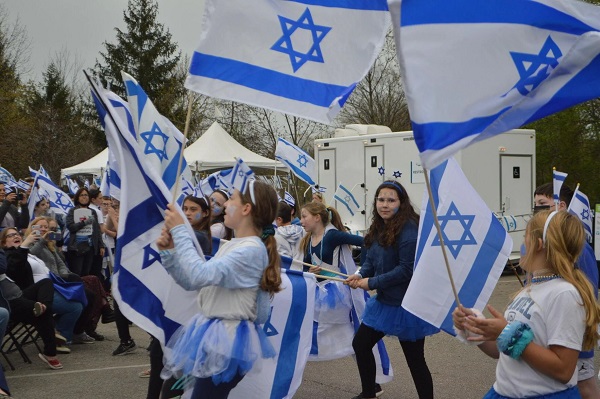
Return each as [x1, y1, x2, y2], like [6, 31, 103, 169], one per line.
[156, 180, 282, 399]
[347, 180, 438, 399]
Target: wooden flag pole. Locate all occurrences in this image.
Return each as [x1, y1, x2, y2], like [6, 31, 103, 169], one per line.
[423, 167, 461, 308]
[171, 92, 195, 204]
[292, 260, 350, 278]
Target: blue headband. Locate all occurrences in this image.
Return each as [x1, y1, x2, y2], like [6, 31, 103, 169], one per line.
[380, 181, 403, 193]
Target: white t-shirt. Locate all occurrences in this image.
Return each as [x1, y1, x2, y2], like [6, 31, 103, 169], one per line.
[494, 279, 585, 397]
[89, 203, 104, 224]
[27, 253, 50, 283]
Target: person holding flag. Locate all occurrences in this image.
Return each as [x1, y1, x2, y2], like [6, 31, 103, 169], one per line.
[453, 210, 600, 399]
[157, 180, 282, 399]
[346, 181, 438, 399]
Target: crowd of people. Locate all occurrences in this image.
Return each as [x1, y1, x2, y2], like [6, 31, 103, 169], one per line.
[0, 176, 598, 399]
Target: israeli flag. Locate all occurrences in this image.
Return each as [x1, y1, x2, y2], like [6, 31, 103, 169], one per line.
[311, 185, 327, 194]
[403, 158, 513, 334]
[568, 184, 593, 244]
[121, 72, 193, 192]
[84, 179, 90, 189]
[553, 168, 568, 206]
[0, 167, 14, 184]
[38, 165, 50, 178]
[275, 138, 316, 186]
[185, 0, 389, 124]
[334, 184, 360, 216]
[15, 179, 31, 192]
[65, 175, 80, 195]
[99, 167, 110, 197]
[28, 173, 74, 221]
[283, 191, 295, 207]
[230, 268, 316, 399]
[227, 158, 255, 195]
[388, 0, 600, 169]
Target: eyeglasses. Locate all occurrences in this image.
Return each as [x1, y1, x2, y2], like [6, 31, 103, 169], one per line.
[376, 198, 398, 204]
[5, 232, 20, 239]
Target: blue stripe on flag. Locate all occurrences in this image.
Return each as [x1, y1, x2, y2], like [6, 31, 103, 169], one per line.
[279, 159, 316, 186]
[110, 168, 121, 188]
[334, 194, 355, 216]
[271, 269, 308, 399]
[287, 0, 388, 11]
[376, 339, 390, 375]
[123, 80, 148, 122]
[524, 52, 600, 124]
[400, 0, 598, 35]
[411, 107, 511, 153]
[189, 53, 350, 108]
[117, 197, 164, 249]
[439, 218, 507, 334]
[340, 185, 359, 208]
[415, 161, 447, 265]
[114, 257, 181, 341]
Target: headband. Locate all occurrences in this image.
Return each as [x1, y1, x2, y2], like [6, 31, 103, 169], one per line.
[249, 180, 257, 205]
[199, 196, 210, 208]
[214, 189, 230, 200]
[380, 181, 403, 193]
[542, 210, 558, 247]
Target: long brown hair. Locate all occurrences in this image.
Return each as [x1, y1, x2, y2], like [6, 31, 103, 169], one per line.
[240, 181, 281, 296]
[522, 210, 600, 351]
[299, 202, 345, 252]
[364, 180, 419, 248]
[0, 227, 19, 248]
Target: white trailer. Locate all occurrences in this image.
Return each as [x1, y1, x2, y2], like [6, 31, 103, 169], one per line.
[314, 126, 536, 260]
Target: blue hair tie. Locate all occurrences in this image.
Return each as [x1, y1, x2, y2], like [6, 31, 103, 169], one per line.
[381, 181, 403, 193]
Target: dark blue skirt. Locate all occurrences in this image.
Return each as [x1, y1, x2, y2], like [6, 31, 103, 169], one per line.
[483, 386, 581, 399]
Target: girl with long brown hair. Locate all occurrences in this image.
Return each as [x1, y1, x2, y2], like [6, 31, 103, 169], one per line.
[157, 180, 281, 399]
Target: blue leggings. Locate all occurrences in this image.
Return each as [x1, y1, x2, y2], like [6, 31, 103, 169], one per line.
[483, 386, 581, 399]
[53, 292, 83, 341]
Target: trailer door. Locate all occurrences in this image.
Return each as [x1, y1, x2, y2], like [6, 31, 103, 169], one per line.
[500, 155, 533, 216]
[364, 145, 384, 222]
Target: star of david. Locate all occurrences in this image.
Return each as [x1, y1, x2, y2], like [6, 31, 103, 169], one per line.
[140, 122, 169, 161]
[378, 166, 385, 176]
[581, 209, 590, 221]
[262, 306, 279, 337]
[509, 35, 562, 96]
[431, 202, 477, 259]
[54, 192, 73, 211]
[142, 243, 161, 270]
[271, 8, 332, 73]
[393, 170, 402, 178]
[297, 154, 308, 168]
[344, 195, 351, 203]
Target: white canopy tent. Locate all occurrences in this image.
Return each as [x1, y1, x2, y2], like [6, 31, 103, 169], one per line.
[60, 148, 108, 179]
[185, 122, 286, 172]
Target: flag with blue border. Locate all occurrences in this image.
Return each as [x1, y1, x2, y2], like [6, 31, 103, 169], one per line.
[553, 169, 568, 205]
[275, 138, 316, 186]
[334, 184, 360, 216]
[403, 158, 513, 334]
[388, 0, 600, 169]
[568, 185, 593, 244]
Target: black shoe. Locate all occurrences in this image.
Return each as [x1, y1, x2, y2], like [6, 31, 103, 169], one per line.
[86, 331, 105, 341]
[101, 308, 116, 324]
[352, 384, 383, 399]
[113, 340, 136, 356]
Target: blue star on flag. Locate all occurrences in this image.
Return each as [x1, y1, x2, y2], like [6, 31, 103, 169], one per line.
[509, 35, 562, 96]
[581, 209, 590, 221]
[140, 123, 169, 161]
[263, 306, 279, 337]
[141, 244, 161, 270]
[297, 154, 308, 168]
[393, 170, 402, 178]
[54, 192, 72, 211]
[432, 202, 477, 258]
[378, 166, 385, 176]
[271, 8, 331, 73]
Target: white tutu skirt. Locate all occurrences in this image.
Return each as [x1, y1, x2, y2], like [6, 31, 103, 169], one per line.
[161, 314, 276, 385]
[314, 281, 353, 324]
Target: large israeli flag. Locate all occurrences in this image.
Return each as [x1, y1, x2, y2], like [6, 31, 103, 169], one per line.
[121, 72, 192, 193]
[388, 0, 600, 169]
[230, 268, 316, 399]
[185, 0, 390, 124]
[275, 138, 316, 186]
[27, 172, 74, 221]
[568, 185, 593, 244]
[403, 158, 513, 334]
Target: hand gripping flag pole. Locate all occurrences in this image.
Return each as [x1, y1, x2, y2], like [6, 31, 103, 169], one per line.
[423, 167, 461, 308]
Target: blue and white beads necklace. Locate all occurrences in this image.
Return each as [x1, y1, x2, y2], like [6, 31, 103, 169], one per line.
[530, 274, 562, 284]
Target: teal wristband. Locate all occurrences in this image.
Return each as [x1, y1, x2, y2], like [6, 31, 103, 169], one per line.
[496, 321, 534, 359]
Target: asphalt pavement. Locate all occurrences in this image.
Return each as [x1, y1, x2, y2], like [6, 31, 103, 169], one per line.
[5, 276, 600, 398]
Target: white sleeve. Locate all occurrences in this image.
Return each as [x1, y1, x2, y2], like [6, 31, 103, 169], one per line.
[545, 288, 585, 351]
[211, 223, 226, 239]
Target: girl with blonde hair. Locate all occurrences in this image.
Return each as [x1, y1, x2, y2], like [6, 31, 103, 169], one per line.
[453, 210, 600, 399]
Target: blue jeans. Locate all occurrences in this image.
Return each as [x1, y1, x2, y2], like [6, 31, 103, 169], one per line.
[0, 307, 9, 339]
[53, 292, 84, 341]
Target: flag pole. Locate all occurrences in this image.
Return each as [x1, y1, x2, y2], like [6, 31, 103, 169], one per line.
[566, 183, 580, 212]
[171, 92, 195, 204]
[423, 167, 461, 307]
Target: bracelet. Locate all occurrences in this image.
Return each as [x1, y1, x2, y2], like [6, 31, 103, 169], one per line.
[496, 321, 534, 359]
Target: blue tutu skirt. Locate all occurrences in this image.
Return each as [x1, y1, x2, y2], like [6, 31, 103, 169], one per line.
[483, 386, 581, 399]
[362, 297, 440, 341]
[161, 314, 276, 385]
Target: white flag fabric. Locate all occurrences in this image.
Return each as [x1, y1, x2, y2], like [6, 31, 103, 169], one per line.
[230, 268, 316, 399]
[0, 167, 14, 184]
[227, 158, 255, 195]
[552, 169, 568, 205]
[388, 0, 600, 169]
[65, 175, 80, 196]
[333, 184, 360, 216]
[568, 186, 593, 244]
[185, 0, 390, 124]
[275, 138, 316, 186]
[403, 158, 513, 334]
[28, 172, 73, 222]
[121, 72, 192, 192]
[283, 191, 295, 207]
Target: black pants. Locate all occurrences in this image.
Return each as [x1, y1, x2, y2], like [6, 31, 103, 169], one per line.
[190, 373, 244, 399]
[67, 250, 93, 276]
[9, 279, 57, 357]
[113, 301, 131, 343]
[145, 337, 183, 399]
[352, 323, 433, 399]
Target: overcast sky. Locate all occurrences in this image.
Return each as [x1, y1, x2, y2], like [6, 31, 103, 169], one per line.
[3, 0, 206, 82]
